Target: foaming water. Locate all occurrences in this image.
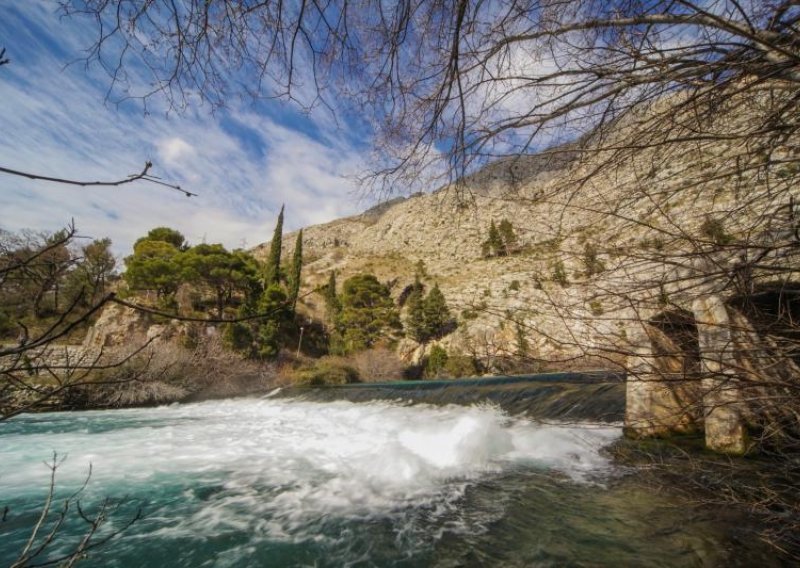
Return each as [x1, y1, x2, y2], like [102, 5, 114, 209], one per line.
[0, 398, 774, 566]
[0, 398, 617, 500]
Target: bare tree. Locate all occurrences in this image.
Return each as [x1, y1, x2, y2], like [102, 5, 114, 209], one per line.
[0, 161, 197, 197]
[5, 453, 142, 568]
[60, 1, 799, 185]
[0, 222, 156, 420]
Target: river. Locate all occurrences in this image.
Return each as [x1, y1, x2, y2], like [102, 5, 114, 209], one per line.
[0, 394, 778, 566]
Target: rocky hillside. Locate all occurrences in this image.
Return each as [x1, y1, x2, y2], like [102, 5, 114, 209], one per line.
[253, 89, 800, 370]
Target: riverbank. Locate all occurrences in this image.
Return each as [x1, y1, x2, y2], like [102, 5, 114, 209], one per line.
[609, 435, 800, 563]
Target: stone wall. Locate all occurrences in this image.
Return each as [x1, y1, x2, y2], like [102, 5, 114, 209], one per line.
[625, 285, 800, 455]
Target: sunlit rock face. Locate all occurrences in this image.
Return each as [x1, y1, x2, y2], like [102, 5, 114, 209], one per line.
[62, 89, 796, 453]
[246, 93, 800, 453]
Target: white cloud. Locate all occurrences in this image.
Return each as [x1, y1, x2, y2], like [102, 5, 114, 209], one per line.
[0, 2, 365, 257]
[157, 137, 196, 165]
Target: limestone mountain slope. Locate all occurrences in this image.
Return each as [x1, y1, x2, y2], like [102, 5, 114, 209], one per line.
[253, 89, 800, 370]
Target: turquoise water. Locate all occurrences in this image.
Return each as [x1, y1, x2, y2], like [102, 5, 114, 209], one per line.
[0, 397, 776, 566]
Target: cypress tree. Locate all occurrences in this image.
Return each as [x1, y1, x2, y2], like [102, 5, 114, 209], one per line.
[324, 271, 340, 323]
[405, 276, 426, 342]
[264, 205, 284, 286]
[425, 345, 448, 378]
[288, 229, 303, 311]
[256, 283, 289, 360]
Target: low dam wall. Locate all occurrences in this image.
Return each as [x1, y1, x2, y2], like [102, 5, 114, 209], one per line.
[272, 371, 626, 423]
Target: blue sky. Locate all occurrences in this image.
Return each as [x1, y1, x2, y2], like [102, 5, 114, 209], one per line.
[0, 2, 371, 257]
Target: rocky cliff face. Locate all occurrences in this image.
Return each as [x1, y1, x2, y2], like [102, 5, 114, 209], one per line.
[256, 123, 798, 364]
[253, 89, 800, 452]
[252, 152, 603, 361]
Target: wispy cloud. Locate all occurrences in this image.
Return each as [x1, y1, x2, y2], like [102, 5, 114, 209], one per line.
[0, 1, 366, 258]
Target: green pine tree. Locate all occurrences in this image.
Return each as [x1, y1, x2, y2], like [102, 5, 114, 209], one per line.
[425, 345, 449, 378]
[257, 318, 282, 360]
[552, 259, 569, 287]
[288, 229, 303, 312]
[582, 242, 605, 277]
[335, 274, 401, 354]
[223, 321, 254, 353]
[415, 259, 428, 278]
[422, 283, 452, 340]
[483, 220, 504, 257]
[515, 320, 529, 358]
[264, 205, 284, 286]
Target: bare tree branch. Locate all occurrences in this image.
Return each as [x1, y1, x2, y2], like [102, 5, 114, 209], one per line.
[0, 162, 197, 197]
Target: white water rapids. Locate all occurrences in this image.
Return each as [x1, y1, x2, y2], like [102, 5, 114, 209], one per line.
[0, 397, 622, 564]
[1, 397, 779, 567]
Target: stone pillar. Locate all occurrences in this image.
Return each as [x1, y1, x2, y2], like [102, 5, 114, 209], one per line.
[624, 325, 695, 438]
[692, 295, 748, 454]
